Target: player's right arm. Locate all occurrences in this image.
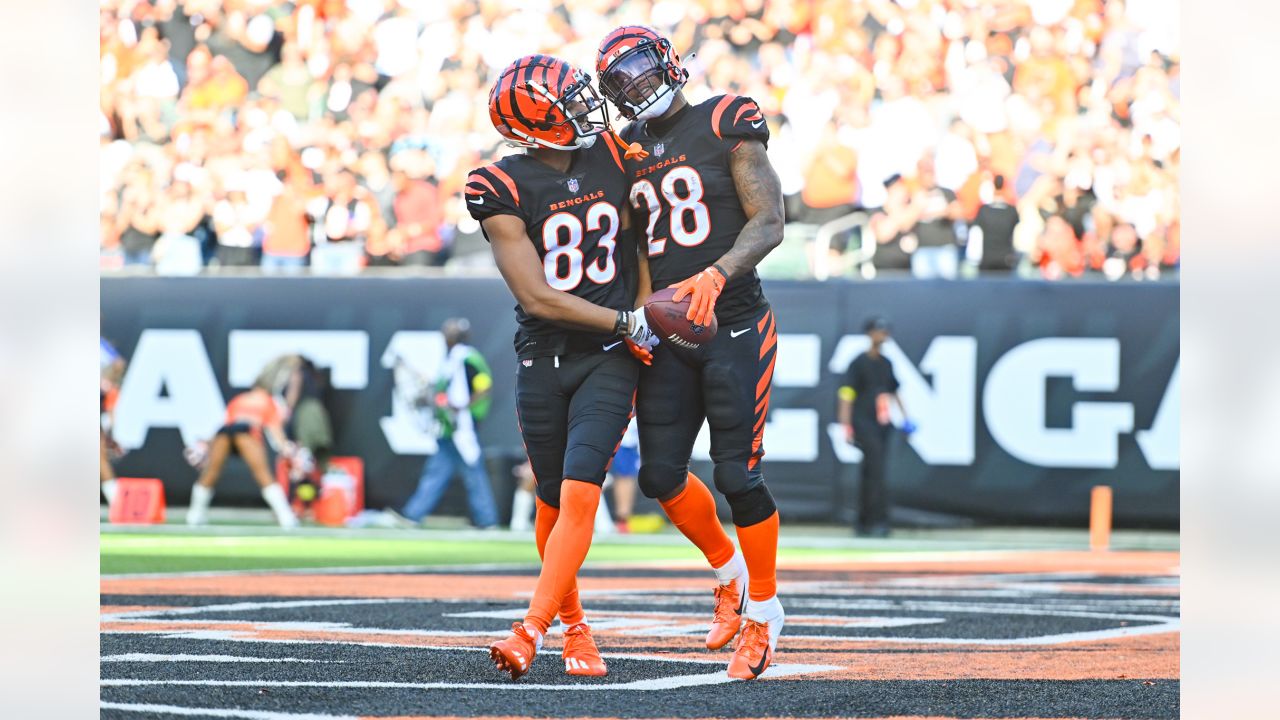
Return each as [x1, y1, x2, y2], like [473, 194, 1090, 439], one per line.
[484, 213, 631, 335]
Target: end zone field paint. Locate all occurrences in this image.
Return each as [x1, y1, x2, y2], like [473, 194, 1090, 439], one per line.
[101, 551, 1178, 719]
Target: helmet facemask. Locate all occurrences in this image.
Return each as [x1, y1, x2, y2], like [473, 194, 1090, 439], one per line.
[599, 40, 687, 121]
[525, 71, 611, 150]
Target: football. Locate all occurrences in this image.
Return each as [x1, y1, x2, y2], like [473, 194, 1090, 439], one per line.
[643, 287, 719, 349]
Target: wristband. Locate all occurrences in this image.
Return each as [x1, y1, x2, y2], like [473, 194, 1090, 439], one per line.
[711, 263, 728, 280]
[614, 309, 630, 336]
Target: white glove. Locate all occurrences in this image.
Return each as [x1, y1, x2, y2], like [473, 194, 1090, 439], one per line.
[627, 308, 660, 353]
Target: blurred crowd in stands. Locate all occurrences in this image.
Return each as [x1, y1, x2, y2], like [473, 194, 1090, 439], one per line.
[100, 0, 1179, 281]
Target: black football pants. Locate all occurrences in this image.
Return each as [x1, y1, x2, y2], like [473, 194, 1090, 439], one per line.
[853, 420, 892, 531]
[635, 307, 778, 522]
[515, 349, 637, 508]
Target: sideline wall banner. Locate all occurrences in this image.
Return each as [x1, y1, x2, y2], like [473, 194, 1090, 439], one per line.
[101, 277, 1178, 527]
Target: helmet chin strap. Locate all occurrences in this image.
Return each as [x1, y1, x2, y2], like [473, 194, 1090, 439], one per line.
[509, 125, 596, 152]
[634, 84, 676, 121]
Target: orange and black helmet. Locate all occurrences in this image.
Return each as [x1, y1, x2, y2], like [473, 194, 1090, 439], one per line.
[596, 25, 689, 120]
[488, 54, 610, 151]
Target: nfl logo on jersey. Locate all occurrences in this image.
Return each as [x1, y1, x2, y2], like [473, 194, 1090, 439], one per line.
[567, 178, 579, 193]
[653, 143, 665, 157]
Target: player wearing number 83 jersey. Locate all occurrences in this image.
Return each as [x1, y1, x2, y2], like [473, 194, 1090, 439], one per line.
[467, 131, 633, 358]
[468, 54, 661, 683]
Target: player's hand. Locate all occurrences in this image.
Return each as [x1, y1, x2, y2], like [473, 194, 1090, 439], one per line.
[668, 265, 726, 326]
[624, 308, 660, 365]
[625, 338, 654, 365]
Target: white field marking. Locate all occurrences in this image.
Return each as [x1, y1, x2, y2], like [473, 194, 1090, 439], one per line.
[102, 654, 333, 663]
[103, 562, 546, 581]
[814, 618, 1181, 646]
[566, 584, 1179, 616]
[102, 598, 405, 622]
[101, 702, 354, 720]
[101, 663, 840, 692]
[105, 618, 514, 639]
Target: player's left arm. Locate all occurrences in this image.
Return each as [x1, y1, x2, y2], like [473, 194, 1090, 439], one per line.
[716, 139, 785, 279]
[668, 140, 783, 324]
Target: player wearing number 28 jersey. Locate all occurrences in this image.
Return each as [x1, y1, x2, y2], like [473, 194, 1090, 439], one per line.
[598, 25, 786, 680]
[467, 54, 661, 681]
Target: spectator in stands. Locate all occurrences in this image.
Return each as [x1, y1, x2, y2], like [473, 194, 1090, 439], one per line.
[908, 155, 964, 280]
[801, 123, 861, 273]
[387, 318, 499, 530]
[184, 53, 249, 113]
[310, 169, 379, 274]
[97, 0, 1180, 279]
[966, 175, 1020, 274]
[115, 167, 161, 267]
[152, 180, 209, 275]
[212, 184, 263, 267]
[867, 174, 914, 273]
[257, 42, 319, 121]
[261, 182, 313, 274]
[390, 168, 446, 267]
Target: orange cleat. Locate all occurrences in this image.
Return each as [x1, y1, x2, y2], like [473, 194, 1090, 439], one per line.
[727, 616, 783, 680]
[561, 623, 608, 676]
[489, 622, 539, 680]
[705, 578, 746, 650]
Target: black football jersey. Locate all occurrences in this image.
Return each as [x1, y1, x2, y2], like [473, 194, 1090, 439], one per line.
[618, 94, 772, 324]
[466, 140, 633, 358]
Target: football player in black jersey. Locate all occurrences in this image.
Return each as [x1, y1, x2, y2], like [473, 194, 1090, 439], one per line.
[469, 54, 659, 681]
[597, 25, 786, 679]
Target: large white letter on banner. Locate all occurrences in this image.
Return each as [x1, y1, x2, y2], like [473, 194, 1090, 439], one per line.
[984, 337, 1134, 468]
[113, 329, 225, 449]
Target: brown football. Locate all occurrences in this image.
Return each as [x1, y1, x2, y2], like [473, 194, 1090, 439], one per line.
[643, 287, 718, 350]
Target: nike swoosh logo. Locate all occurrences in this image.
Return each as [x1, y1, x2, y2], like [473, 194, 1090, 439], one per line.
[730, 328, 750, 338]
[603, 341, 623, 351]
[748, 647, 770, 677]
[468, 197, 484, 205]
[751, 120, 764, 129]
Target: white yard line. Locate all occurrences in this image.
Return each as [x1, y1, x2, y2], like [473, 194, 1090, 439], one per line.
[101, 662, 840, 692]
[102, 654, 333, 663]
[101, 702, 355, 720]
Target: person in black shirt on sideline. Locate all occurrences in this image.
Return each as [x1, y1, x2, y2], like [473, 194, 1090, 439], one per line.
[838, 317, 912, 538]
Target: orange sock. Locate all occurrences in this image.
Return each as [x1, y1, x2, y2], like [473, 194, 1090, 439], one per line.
[659, 472, 736, 570]
[524, 480, 600, 636]
[534, 497, 585, 627]
[735, 510, 779, 601]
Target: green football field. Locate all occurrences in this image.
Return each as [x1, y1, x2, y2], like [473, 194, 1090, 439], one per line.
[99, 532, 891, 575]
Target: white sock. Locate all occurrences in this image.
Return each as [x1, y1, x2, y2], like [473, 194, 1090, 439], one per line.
[523, 623, 544, 651]
[713, 549, 747, 586]
[510, 487, 534, 531]
[101, 479, 117, 505]
[745, 595, 784, 624]
[260, 484, 297, 527]
[187, 484, 213, 525]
